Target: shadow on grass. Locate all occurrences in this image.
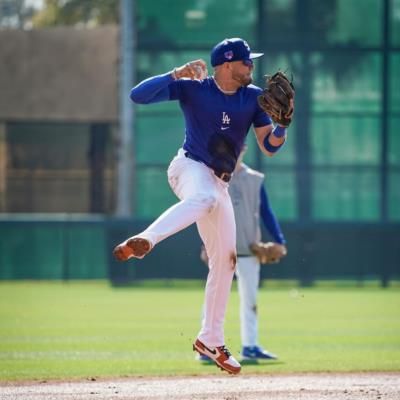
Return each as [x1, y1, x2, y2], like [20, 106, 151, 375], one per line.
[240, 360, 285, 367]
[198, 360, 285, 367]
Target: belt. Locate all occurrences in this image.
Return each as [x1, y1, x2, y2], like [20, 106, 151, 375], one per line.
[184, 152, 232, 183]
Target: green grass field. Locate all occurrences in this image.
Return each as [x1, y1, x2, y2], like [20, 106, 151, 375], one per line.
[0, 281, 399, 381]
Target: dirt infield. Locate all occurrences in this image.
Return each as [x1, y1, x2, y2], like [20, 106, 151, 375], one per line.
[1, 372, 399, 400]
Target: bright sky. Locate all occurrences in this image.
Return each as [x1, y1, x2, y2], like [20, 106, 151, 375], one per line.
[25, 0, 44, 10]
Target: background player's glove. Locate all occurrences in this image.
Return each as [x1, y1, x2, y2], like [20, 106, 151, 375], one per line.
[250, 242, 287, 264]
[257, 71, 295, 127]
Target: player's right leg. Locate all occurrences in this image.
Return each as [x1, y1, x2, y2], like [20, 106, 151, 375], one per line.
[113, 149, 218, 262]
[113, 237, 152, 261]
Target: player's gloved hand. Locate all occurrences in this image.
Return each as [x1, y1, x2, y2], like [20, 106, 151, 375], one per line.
[257, 71, 295, 127]
[172, 59, 208, 80]
[250, 242, 287, 264]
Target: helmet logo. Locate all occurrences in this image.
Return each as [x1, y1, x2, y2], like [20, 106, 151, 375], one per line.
[224, 51, 234, 60]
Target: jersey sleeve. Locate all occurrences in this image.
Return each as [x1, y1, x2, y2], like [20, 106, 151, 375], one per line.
[168, 79, 183, 100]
[168, 78, 198, 102]
[253, 103, 272, 127]
[130, 72, 177, 104]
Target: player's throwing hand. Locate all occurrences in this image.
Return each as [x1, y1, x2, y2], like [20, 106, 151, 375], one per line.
[172, 59, 208, 80]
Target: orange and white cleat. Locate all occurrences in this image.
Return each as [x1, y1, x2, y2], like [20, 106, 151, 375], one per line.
[193, 338, 241, 375]
[113, 237, 152, 261]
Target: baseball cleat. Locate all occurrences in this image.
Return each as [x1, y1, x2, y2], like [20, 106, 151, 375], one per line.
[241, 345, 278, 360]
[113, 237, 152, 261]
[193, 338, 241, 375]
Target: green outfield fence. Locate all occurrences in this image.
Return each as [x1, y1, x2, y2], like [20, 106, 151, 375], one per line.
[0, 215, 399, 286]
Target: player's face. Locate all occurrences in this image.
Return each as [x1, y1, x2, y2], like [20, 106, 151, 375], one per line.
[229, 59, 254, 86]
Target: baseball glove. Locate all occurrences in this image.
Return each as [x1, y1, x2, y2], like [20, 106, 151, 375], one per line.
[257, 71, 295, 127]
[250, 242, 287, 264]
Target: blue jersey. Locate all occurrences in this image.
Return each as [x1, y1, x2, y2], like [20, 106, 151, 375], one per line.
[130, 73, 272, 173]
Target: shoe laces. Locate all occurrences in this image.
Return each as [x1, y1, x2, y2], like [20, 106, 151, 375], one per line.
[218, 345, 232, 358]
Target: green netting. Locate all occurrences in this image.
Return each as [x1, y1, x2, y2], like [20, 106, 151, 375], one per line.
[392, 0, 400, 46]
[136, 114, 184, 164]
[389, 117, 400, 166]
[388, 171, 400, 220]
[257, 53, 296, 85]
[312, 52, 381, 113]
[135, 167, 176, 218]
[312, 171, 380, 220]
[131, 0, 397, 222]
[326, 0, 382, 46]
[390, 54, 400, 112]
[137, 0, 255, 46]
[259, 169, 297, 220]
[311, 116, 381, 165]
[262, 0, 382, 46]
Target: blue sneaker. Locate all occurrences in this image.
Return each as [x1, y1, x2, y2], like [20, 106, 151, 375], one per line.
[241, 345, 278, 360]
[196, 353, 212, 362]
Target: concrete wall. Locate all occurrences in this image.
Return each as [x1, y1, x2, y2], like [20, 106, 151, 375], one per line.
[0, 26, 118, 122]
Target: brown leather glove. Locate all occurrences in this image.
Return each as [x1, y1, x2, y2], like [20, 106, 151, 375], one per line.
[250, 242, 287, 264]
[258, 71, 295, 127]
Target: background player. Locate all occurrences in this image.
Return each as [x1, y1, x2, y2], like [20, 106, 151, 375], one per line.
[199, 144, 287, 362]
[113, 38, 290, 374]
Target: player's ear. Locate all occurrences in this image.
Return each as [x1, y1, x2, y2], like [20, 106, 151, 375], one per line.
[224, 62, 234, 73]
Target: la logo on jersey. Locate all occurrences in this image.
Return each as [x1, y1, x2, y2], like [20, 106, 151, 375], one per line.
[221, 112, 231, 131]
[222, 112, 230, 126]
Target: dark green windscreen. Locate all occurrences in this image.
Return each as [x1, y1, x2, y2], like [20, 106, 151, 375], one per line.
[133, 0, 399, 222]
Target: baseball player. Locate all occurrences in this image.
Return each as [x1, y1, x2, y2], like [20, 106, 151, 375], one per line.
[198, 145, 287, 362]
[113, 38, 291, 375]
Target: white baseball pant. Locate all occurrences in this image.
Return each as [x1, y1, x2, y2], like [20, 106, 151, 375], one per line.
[136, 148, 237, 347]
[235, 255, 261, 347]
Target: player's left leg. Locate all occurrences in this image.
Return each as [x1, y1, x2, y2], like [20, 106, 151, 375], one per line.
[193, 180, 241, 374]
[236, 257, 277, 360]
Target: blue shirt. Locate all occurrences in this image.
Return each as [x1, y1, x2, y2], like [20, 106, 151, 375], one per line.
[130, 73, 272, 173]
